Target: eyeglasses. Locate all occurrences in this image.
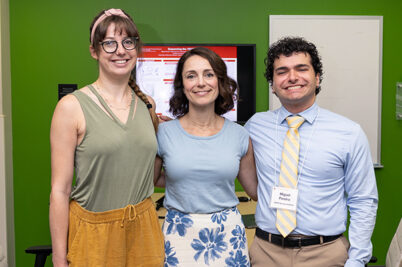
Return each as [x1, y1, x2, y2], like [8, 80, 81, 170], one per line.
[99, 37, 139, 54]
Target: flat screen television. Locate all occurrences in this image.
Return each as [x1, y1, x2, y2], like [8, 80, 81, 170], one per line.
[135, 44, 256, 124]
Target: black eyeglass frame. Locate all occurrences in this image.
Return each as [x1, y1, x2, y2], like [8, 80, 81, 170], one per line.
[99, 37, 139, 54]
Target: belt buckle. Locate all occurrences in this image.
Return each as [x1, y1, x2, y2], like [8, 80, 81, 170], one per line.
[287, 236, 302, 248]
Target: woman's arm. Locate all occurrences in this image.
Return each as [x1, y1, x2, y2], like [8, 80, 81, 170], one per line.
[49, 95, 83, 267]
[154, 156, 166, 188]
[237, 138, 258, 201]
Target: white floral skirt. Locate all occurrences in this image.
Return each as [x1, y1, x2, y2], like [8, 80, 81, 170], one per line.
[162, 207, 250, 267]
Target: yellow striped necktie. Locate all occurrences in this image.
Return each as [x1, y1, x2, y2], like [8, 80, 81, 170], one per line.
[276, 115, 305, 237]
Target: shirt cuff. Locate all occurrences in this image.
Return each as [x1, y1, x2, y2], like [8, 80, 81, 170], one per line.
[344, 259, 365, 267]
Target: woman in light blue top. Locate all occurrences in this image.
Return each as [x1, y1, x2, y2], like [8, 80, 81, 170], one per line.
[154, 47, 257, 267]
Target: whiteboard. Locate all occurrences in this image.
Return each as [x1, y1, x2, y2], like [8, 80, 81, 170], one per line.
[269, 15, 383, 167]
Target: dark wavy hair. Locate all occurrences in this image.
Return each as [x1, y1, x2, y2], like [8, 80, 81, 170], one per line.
[169, 47, 238, 117]
[265, 37, 323, 94]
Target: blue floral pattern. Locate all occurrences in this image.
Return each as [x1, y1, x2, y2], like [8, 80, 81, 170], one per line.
[225, 250, 249, 267]
[229, 225, 247, 250]
[191, 227, 228, 265]
[164, 241, 179, 267]
[211, 208, 232, 231]
[163, 208, 249, 266]
[231, 207, 240, 215]
[211, 209, 230, 224]
[165, 210, 193, 237]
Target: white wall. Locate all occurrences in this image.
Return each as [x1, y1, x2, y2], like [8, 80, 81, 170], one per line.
[1, 0, 15, 265]
[0, 116, 8, 267]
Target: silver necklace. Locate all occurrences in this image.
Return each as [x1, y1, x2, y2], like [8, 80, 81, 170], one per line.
[94, 83, 132, 111]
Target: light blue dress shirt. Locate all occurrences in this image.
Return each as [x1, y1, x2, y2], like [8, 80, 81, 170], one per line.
[245, 103, 378, 267]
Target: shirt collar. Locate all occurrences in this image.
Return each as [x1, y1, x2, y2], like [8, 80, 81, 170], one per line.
[278, 103, 319, 125]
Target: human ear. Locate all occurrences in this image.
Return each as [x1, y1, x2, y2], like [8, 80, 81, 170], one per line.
[89, 45, 98, 60]
[315, 74, 320, 87]
[271, 83, 277, 95]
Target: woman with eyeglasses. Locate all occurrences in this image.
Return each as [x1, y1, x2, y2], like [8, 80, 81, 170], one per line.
[49, 9, 164, 267]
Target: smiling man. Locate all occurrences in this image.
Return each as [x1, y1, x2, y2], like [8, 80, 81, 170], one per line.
[245, 37, 378, 267]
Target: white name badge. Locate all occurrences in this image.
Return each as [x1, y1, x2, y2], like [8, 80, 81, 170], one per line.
[270, 186, 298, 211]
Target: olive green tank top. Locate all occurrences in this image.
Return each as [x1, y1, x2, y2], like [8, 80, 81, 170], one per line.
[70, 85, 157, 212]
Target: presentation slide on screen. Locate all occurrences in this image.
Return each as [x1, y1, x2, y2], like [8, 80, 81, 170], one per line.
[136, 46, 237, 121]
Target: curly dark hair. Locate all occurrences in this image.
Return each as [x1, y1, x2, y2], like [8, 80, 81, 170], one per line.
[169, 47, 238, 117]
[265, 37, 323, 94]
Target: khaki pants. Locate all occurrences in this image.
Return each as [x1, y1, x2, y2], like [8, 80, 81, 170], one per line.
[67, 198, 164, 267]
[250, 235, 349, 267]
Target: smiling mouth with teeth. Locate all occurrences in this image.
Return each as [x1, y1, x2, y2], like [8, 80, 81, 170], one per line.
[114, 60, 128, 63]
[287, 85, 303, 90]
[194, 89, 212, 93]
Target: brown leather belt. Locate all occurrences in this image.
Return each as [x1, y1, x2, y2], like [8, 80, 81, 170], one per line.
[255, 227, 342, 248]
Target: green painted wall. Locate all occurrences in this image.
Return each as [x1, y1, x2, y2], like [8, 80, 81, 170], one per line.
[9, 0, 402, 266]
